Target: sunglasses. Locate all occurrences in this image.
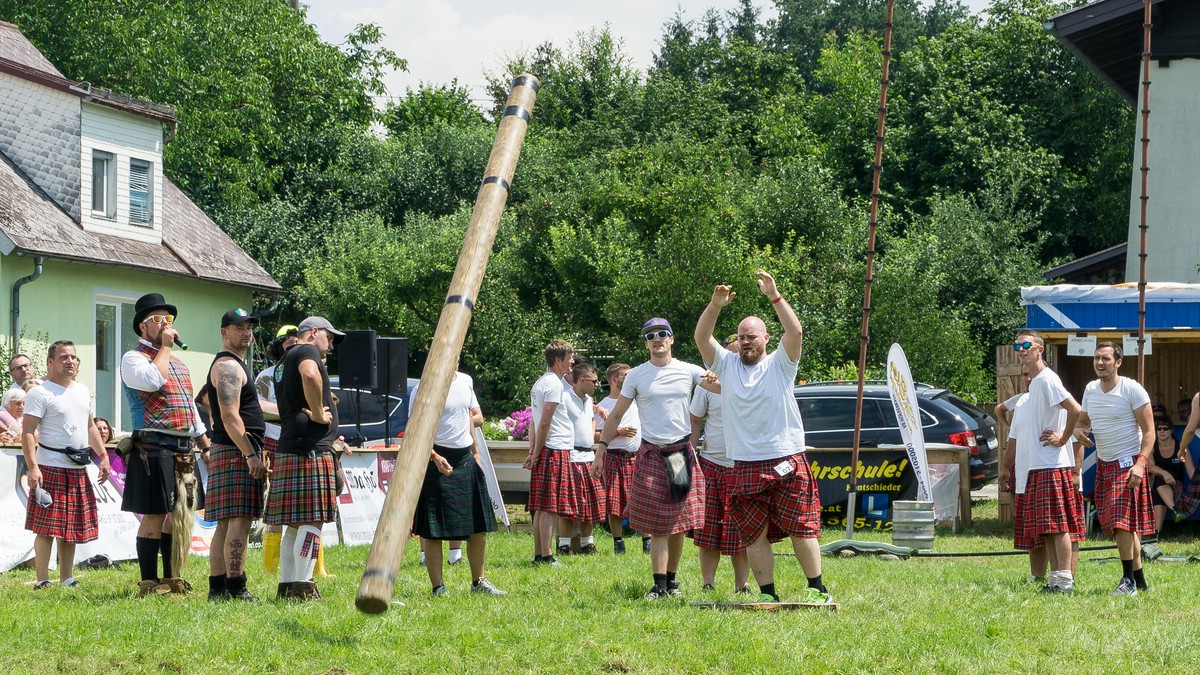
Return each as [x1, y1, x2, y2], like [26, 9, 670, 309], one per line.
[643, 330, 672, 341]
[1156, 426, 1172, 432]
[1012, 341, 1037, 351]
[144, 315, 175, 325]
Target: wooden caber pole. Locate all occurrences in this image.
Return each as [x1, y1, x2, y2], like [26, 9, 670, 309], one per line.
[846, 0, 896, 540]
[356, 74, 539, 614]
[1136, 0, 1152, 383]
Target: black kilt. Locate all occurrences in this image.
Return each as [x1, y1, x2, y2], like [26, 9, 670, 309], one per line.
[414, 444, 497, 540]
[121, 445, 178, 515]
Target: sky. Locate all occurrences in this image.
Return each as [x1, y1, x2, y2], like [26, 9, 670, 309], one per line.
[306, 0, 994, 106]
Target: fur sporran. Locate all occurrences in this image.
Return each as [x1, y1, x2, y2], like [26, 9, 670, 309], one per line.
[169, 453, 198, 577]
[662, 447, 693, 502]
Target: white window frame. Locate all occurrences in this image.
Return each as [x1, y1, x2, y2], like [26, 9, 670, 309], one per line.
[91, 149, 116, 219]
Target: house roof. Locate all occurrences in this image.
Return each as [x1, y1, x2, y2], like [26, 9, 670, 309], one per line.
[1042, 242, 1128, 281]
[0, 149, 281, 292]
[0, 20, 175, 123]
[1045, 0, 1200, 104]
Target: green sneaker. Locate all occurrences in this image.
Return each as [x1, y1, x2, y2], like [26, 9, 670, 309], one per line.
[798, 587, 833, 604]
[756, 593, 777, 603]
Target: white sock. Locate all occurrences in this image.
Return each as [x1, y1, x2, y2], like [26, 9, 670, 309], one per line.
[279, 527, 298, 583]
[581, 536, 594, 546]
[448, 547, 462, 562]
[559, 537, 572, 548]
[294, 525, 322, 582]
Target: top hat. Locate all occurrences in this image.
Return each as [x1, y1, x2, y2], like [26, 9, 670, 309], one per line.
[132, 293, 178, 337]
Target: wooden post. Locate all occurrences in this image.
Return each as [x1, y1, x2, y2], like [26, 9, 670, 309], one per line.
[355, 74, 539, 614]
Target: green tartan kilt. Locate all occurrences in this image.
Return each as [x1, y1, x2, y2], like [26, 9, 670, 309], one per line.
[414, 444, 497, 540]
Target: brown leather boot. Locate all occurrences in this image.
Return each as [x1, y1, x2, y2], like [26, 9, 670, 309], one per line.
[138, 580, 170, 597]
[162, 577, 191, 595]
[283, 580, 321, 601]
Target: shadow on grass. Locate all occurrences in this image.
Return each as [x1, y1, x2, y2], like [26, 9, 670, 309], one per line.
[275, 617, 363, 647]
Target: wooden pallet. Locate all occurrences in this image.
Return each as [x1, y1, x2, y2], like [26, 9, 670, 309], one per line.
[690, 601, 840, 612]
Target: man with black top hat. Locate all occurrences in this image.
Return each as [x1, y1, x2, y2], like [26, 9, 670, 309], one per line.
[204, 308, 268, 601]
[264, 316, 344, 601]
[121, 292, 211, 597]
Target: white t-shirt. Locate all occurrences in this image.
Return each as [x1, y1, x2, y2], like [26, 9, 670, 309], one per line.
[256, 366, 281, 440]
[689, 387, 733, 468]
[410, 373, 479, 449]
[25, 380, 94, 470]
[1006, 393, 1028, 440]
[1010, 367, 1075, 494]
[1081, 376, 1151, 462]
[565, 389, 595, 462]
[596, 395, 641, 452]
[620, 358, 705, 445]
[708, 347, 805, 462]
[531, 371, 574, 450]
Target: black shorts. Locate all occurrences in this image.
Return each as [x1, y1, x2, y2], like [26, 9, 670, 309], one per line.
[121, 446, 178, 515]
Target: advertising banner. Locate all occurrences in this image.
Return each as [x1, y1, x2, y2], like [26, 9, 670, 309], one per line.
[811, 449, 918, 531]
[338, 451, 392, 546]
[887, 343, 933, 501]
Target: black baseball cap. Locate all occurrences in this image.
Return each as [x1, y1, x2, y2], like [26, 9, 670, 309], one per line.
[221, 308, 259, 328]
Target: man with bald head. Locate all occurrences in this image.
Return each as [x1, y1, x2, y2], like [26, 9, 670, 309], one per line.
[694, 269, 829, 604]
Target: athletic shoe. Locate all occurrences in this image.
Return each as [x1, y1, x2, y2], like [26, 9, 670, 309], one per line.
[666, 580, 682, 597]
[757, 593, 777, 603]
[644, 585, 670, 600]
[557, 545, 573, 556]
[471, 578, 508, 596]
[33, 580, 51, 590]
[579, 543, 597, 555]
[63, 579, 80, 588]
[613, 539, 626, 555]
[532, 556, 562, 568]
[448, 549, 464, 565]
[1025, 575, 1045, 585]
[736, 585, 754, 595]
[642, 538, 652, 553]
[798, 587, 833, 604]
[432, 585, 449, 597]
[1039, 584, 1074, 594]
[702, 583, 716, 592]
[1136, 582, 1151, 593]
[1111, 578, 1138, 596]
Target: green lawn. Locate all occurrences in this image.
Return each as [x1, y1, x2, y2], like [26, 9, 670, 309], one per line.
[3, 501, 1197, 674]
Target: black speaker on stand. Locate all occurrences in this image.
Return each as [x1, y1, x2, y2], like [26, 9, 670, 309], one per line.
[339, 330, 377, 446]
[374, 337, 409, 443]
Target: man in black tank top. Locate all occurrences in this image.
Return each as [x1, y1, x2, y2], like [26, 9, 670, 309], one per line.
[204, 308, 267, 601]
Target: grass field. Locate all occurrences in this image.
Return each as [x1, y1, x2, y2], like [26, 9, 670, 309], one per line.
[3, 500, 1198, 674]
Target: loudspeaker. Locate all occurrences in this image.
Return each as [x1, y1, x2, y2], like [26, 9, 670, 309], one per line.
[339, 330, 377, 389]
[374, 337, 408, 395]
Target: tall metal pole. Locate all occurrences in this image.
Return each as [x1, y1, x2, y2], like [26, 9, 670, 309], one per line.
[356, 75, 539, 614]
[846, 0, 896, 540]
[1136, 0, 1152, 383]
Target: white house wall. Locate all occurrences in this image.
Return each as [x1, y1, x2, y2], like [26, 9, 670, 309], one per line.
[0, 71, 81, 220]
[79, 102, 164, 244]
[1126, 57, 1200, 284]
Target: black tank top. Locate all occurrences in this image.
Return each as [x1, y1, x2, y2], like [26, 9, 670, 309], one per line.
[206, 350, 266, 445]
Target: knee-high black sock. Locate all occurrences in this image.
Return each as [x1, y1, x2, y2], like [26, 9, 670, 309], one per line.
[136, 537, 160, 582]
[160, 532, 174, 578]
[759, 582, 778, 602]
[807, 575, 826, 593]
[1120, 558, 1134, 581]
[1132, 567, 1147, 588]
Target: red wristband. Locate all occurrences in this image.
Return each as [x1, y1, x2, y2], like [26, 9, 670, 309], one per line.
[771, 296, 784, 304]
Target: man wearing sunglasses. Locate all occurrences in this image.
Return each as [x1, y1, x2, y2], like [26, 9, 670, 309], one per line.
[593, 317, 706, 600]
[121, 292, 212, 597]
[694, 269, 828, 605]
[1073, 341, 1155, 596]
[1002, 330, 1083, 594]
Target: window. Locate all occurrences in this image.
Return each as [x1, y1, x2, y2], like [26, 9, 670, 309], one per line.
[91, 150, 116, 218]
[129, 158, 153, 225]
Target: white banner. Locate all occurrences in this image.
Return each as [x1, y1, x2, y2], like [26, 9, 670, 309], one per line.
[887, 344, 932, 501]
[337, 451, 391, 546]
[0, 451, 35, 571]
[475, 429, 510, 528]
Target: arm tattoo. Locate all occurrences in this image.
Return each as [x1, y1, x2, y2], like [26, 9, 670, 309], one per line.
[216, 361, 244, 410]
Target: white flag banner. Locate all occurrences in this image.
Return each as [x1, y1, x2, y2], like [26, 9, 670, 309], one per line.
[887, 343, 932, 501]
[474, 428, 510, 528]
[0, 451, 35, 571]
[337, 452, 390, 546]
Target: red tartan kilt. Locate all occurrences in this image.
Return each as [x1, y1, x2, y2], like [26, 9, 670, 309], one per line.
[1072, 491, 1085, 543]
[1015, 468, 1082, 549]
[263, 436, 279, 464]
[204, 443, 265, 521]
[627, 440, 706, 536]
[528, 448, 572, 516]
[1014, 481, 1085, 550]
[25, 466, 99, 543]
[689, 457, 746, 556]
[1094, 458, 1156, 537]
[263, 451, 338, 525]
[564, 461, 606, 524]
[728, 453, 821, 545]
[603, 450, 635, 518]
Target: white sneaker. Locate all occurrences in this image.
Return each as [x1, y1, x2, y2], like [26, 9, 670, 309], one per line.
[471, 578, 507, 596]
[448, 548, 464, 565]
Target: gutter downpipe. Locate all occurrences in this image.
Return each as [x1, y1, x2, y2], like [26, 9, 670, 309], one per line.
[11, 255, 45, 352]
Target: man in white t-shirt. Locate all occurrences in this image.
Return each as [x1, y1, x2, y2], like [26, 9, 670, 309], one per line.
[596, 363, 641, 554]
[688, 337, 750, 594]
[253, 326, 297, 576]
[695, 269, 828, 604]
[524, 340, 576, 566]
[22, 340, 111, 589]
[1073, 341, 1155, 596]
[1000, 330, 1082, 593]
[561, 361, 605, 555]
[594, 317, 706, 600]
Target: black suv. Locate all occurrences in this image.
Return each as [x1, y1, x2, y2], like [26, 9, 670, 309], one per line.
[330, 377, 416, 446]
[793, 382, 1000, 489]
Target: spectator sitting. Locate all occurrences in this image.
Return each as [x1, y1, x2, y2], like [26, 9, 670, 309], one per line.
[0, 388, 25, 435]
[1148, 414, 1193, 533]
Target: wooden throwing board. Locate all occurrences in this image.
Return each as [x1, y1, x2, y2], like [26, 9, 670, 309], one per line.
[690, 601, 839, 612]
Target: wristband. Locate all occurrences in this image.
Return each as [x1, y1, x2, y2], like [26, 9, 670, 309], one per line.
[771, 296, 784, 304]
[596, 440, 608, 448]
